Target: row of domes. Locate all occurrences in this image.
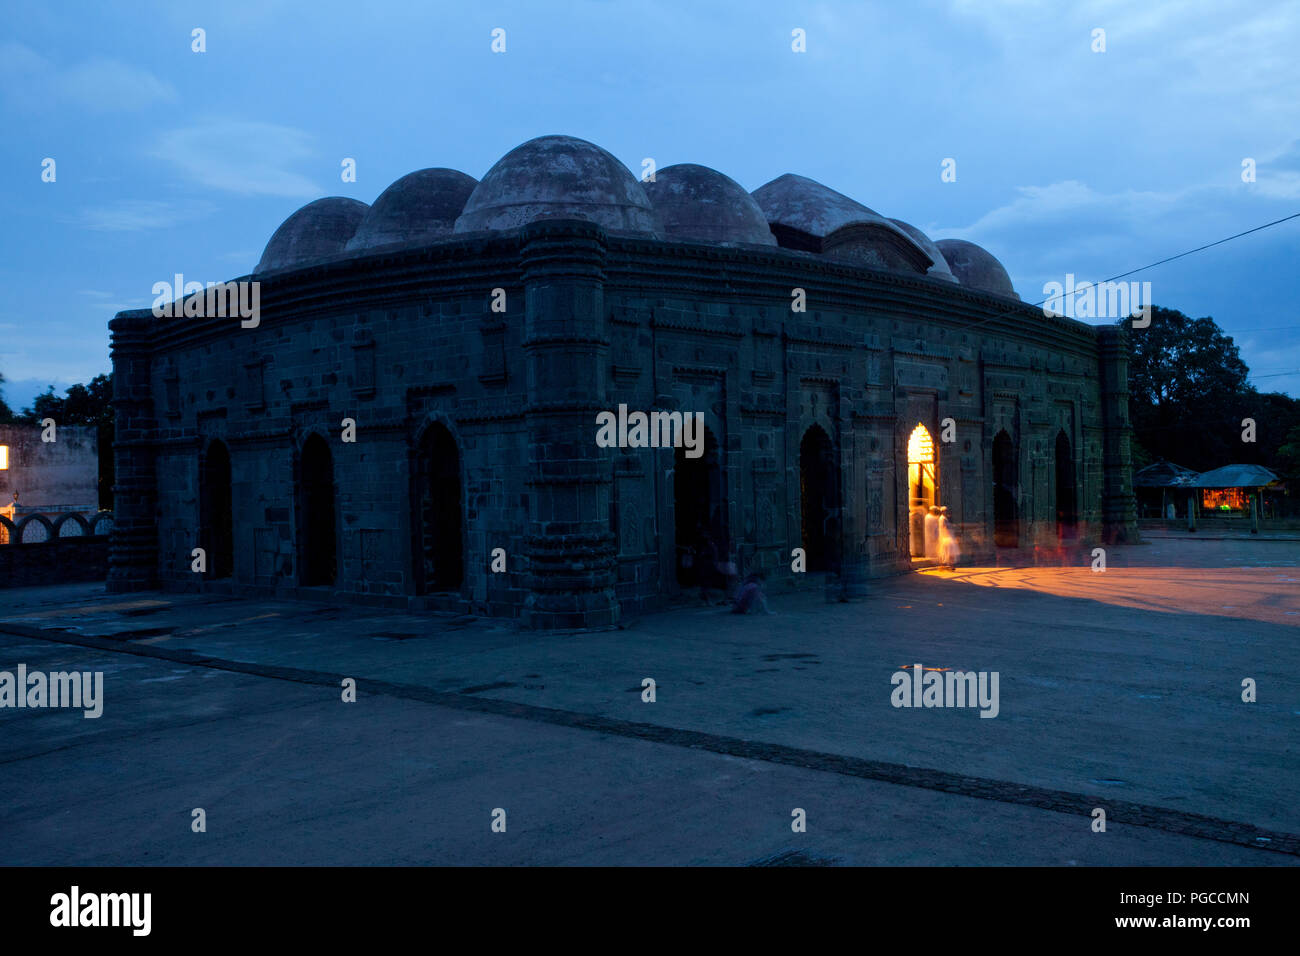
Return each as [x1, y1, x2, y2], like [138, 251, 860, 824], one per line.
[255, 135, 1016, 298]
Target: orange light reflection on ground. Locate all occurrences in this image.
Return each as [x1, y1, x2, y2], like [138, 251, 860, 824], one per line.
[919, 564, 1299, 628]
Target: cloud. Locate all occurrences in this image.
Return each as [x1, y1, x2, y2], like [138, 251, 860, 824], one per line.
[60, 56, 179, 112]
[0, 42, 177, 112]
[933, 171, 1296, 301]
[150, 120, 323, 198]
[1248, 140, 1300, 201]
[67, 199, 217, 232]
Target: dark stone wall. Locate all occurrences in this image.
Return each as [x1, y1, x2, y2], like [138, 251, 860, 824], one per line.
[0, 537, 110, 589]
[596, 234, 1118, 612]
[110, 224, 1133, 626]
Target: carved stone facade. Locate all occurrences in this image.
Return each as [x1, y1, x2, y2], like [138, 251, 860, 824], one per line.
[108, 219, 1137, 627]
[106, 135, 1137, 628]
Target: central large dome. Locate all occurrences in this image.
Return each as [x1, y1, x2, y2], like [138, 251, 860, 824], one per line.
[454, 135, 660, 236]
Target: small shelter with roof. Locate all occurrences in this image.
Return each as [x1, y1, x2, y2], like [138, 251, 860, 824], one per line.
[1194, 464, 1282, 516]
[1133, 459, 1200, 519]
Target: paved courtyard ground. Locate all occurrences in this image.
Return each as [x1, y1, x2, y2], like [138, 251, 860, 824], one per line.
[0, 537, 1295, 865]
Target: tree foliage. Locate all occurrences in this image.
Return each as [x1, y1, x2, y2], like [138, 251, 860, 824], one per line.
[0, 371, 15, 423]
[17, 374, 113, 428]
[1127, 307, 1299, 475]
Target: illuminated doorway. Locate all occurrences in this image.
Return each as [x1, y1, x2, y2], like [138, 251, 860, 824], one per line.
[907, 423, 937, 559]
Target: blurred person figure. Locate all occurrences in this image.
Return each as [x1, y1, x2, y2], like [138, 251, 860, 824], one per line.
[924, 505, 941, 559]
[732, 571, 772, 615]
[937, 506, 961, 568]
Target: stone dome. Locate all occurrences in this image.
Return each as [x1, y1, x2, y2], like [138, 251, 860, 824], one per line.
[888, 219, 957, 283]
[934, 239, 1017, 298]
[454, 135, 660, 236]
[752, 173, 932, 274]
[642, 164, 776, 246]
[345, 168, 478, 252]
[751, 173, 887, 238]
[256, 197, 369, 274]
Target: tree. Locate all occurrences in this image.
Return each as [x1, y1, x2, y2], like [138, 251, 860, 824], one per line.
[1127, 307, 1300, 474]
[0, 371, 15, 423]
[18, 374, 113, 429]
[1128, 307, 1257, 473]
[1278, 424, 1300, 478]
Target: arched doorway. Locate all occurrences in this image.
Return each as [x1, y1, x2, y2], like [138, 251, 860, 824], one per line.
[907, 423, 937, 559]
[413, 423, 463, 593]
[299, 434, 337, 586]
[674, 427, 726, 588]
[993, 429, 1018, 548]
[198, 440, 233, 578]
[1055, 430, 1077, 540]
[799, 425, 839, 573]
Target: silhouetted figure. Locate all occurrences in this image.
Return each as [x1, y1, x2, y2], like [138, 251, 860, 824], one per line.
[732, 572, 772, 615]
[692, 522, 726, 604]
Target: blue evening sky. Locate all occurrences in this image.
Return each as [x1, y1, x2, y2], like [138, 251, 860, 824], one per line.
[1, 0, 1296, 409]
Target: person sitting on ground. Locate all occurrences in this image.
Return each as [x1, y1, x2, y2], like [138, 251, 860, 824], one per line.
[732, 571, 773, 615]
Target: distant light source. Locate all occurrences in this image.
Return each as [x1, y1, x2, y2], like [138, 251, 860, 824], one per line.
[0, 445, 8, 469]
[907, 424, 934, 464]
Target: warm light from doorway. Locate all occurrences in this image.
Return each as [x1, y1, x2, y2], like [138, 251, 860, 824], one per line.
[907, 424, 933, 464]
[0, 445, 8, 469]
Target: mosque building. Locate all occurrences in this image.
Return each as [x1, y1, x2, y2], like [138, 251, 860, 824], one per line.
[108, 135, 1138, 628]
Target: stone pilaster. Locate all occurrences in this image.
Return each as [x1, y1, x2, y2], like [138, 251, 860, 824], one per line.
[519, 220, 619, 629]
[107, 310, 160, 592]
[839, 410, 869, 600]
[1097, 324, 1139, 545]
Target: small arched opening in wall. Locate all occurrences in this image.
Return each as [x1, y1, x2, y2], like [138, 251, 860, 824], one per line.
[674, 426, 727, 589]
[993, 429, 1019, 548]
[199, 439, 234, 579]
[412, 422, 464, 594]
[53, 513, 90, 537]
[298, 433, 337, 587]
[799, 424, 840, 573]
[1055, 430, 1078, 541]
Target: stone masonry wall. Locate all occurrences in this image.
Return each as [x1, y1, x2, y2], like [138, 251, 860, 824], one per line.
[112, 225, 1128, 625]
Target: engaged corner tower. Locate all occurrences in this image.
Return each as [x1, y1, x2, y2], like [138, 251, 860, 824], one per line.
[519, 219, 619, 629]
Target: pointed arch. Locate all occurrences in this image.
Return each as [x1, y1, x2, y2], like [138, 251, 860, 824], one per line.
[412, 422, 464, 593]
[799, 424, 840, 573]
[199, 439, 234, 578]
[1055, 429, 1077, 540]
[674, 426, 726, 588]
[992, 429, 1018, 548]
[299, 433, 337, 586]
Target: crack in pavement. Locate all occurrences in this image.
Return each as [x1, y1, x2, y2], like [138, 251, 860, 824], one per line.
[3, 621, 1296, 857]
